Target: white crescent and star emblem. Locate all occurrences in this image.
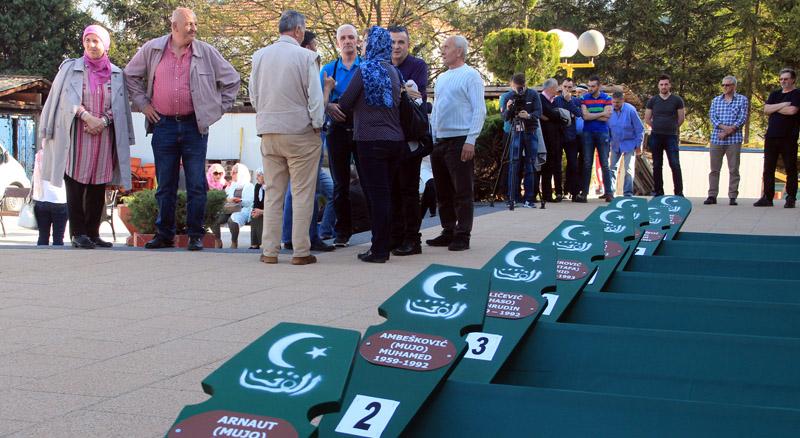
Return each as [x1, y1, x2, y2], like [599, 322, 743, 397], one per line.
[422, 271, 463, 299]
[240, 332, 327, 396]
[504, 246, 538, 267]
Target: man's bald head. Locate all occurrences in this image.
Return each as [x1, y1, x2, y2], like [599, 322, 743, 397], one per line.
[171, 7, 197, 45]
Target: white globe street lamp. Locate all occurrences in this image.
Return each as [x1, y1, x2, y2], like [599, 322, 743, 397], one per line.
[548, 29, 605, 77]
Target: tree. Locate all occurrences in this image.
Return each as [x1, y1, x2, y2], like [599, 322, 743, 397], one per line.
[0, 0, 93, 78]
[483, 28, 560, 85]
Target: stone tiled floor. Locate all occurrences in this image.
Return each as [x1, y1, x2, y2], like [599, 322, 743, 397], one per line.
[0, 197, 798, 437]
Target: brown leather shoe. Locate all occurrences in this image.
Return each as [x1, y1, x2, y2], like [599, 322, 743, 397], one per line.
[291, 255, 317, 265]
[260, 255, 278, 264]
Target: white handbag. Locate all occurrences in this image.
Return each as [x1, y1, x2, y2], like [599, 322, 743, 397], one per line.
[18, 201, 37, 230]
[17, 181, 37, 230]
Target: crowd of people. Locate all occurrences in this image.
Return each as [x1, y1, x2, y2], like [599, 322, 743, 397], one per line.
[499, 67, 799, 210]
[31, 7, 799, 261]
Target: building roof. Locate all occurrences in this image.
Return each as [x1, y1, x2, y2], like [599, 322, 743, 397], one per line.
[0, 75, 51, 98]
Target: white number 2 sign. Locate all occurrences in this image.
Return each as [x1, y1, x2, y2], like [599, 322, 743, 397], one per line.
[335, 395, 400, 437]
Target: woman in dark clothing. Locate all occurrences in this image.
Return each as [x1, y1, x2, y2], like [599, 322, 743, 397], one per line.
[250, 167, 265, 249]
[338, 26, 405, 263]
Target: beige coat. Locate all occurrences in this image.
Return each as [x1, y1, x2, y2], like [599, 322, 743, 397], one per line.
[39, 57, 135, 189]
[249, 35, 324, 135]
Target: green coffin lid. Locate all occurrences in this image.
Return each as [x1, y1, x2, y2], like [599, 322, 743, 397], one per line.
[167, 322, 361, 438]
[317, 264, 490, 438]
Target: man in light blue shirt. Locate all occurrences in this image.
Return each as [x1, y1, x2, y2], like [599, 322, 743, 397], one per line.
[608, 91, 644, 197]
[320, 24, 361, 247]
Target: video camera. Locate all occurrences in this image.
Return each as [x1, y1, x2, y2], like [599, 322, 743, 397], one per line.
[510, 87, 528, 118]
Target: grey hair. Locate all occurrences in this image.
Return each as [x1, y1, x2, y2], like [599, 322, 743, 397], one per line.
[722, 75, 737, 85]
[170, 7, 196, 23]
[336, 24, 358, 39]
[278, 10, 305, 33]
[451, 35, 468, 58]
[542, 78, 559, 89]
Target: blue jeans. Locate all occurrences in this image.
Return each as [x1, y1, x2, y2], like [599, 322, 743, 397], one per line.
[151, 116, 208, 239]
[281, 164, 334, 244]
[34, 201, 67, 245]
[610, 148, 635, 197]
[581, 131, 611, 195]
[317, 167, 335, 238]
[649, 133, 682, 195]
[508, 130, 537, 203]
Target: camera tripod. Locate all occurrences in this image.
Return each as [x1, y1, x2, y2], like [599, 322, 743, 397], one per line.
[489, 118, 546, 211]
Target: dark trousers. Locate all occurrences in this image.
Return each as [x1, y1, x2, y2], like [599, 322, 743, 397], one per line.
[541, 127, 563, 199]
[357, 140, 404, 258]
[391, 154, 423, 246]
[34, 200, 67, 245]
[151, 115, 208, 239]
[763, 136, 799, 200]
[250, 216, 263, 247]
[563, 137, 581, 197]
[64, 174, 105, 238]
[327, 123, 363, 240]
[431, 136, 474, 239]
[649, 133, 683, 196]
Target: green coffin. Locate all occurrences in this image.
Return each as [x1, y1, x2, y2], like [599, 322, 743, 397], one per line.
[625, 255, 800, 280]
[561, 292, 800, 338]
[655, 240, 800, 261]
[404, 381, 800, 437]
[605, 271, 800, 303]
[495, 322, 800, 409]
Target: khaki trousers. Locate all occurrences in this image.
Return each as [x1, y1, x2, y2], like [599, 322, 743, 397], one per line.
[260, 132, 321, 258]
[708, 143, 741, 199]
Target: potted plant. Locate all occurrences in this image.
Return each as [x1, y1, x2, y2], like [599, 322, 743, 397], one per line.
[124, 189, 227, 248]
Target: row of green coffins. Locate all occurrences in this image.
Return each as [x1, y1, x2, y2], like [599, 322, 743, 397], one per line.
[166, 196, 800, 437]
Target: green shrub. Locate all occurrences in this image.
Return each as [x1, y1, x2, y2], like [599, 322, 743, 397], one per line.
[483, 28, 561, 86]
[124, 189, 227, 234]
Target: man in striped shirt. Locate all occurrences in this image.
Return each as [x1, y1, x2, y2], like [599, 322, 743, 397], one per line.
[427, 35, 486, 251]
[579, 75, 613, 203]
[705, 75, 748, 206]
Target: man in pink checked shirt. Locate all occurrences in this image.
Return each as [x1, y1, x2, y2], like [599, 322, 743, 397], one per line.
[125, 7, 240, 251]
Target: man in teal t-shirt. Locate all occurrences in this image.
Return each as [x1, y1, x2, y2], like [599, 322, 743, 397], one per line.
[579, 75, 613, 202]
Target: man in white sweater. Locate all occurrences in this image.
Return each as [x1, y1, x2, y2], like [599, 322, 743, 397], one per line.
[427, 35, 486, 251]
[249, 10, 324, 265]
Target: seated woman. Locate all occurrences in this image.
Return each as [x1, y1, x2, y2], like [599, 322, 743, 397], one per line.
[250, 167, 265, 249]
[206, 163, 227, 191]
[211, 163, 254, 248]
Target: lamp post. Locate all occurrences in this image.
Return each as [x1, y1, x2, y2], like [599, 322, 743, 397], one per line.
[548, 29, 605, 78]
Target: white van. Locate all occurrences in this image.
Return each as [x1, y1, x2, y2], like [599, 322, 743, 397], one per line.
[0, 142, 31, 211]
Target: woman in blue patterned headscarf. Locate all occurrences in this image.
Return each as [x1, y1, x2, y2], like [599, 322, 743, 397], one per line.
[339, 25, 406, 263]
[360, 26, 394, 108]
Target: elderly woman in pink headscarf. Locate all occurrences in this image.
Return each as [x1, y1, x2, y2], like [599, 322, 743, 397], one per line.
[38, 25, 135, 249]
[206, 163, 227, 191]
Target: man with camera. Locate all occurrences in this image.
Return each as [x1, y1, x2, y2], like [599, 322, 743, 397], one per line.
[501, 73, 542, 208]
[321, 24, 361, 247]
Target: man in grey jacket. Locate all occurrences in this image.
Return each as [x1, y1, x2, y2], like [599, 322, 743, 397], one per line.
[125, 7, 240, 251]
[249, 10, 325, 265]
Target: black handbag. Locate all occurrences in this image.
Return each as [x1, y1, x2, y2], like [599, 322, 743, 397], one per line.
[394, 67, 433, 158]
[395, 67, 430, 141]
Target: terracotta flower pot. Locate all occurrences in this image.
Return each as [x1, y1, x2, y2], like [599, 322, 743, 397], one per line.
[132, 232, 217, 249]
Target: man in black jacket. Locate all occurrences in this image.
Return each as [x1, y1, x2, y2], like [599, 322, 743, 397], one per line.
[501, 73, 542, 208]
[539, 77, 567, 202]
